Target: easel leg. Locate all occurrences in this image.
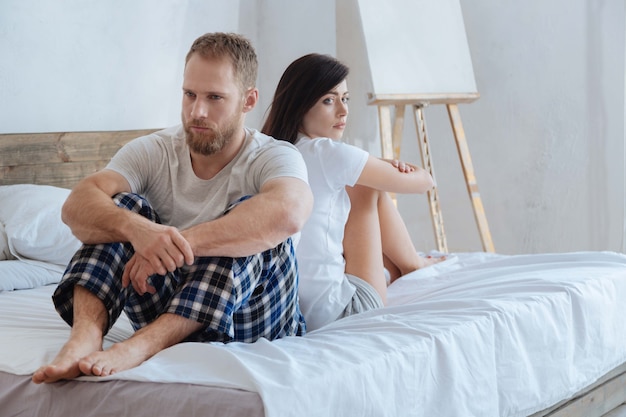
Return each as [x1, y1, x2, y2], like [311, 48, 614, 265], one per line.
[413, 105, 448, 253]
[391, 104, 405, 159]
[446, 104, 495, 252]
[377, 105, 406, 206]
[377, 105, 394, 160]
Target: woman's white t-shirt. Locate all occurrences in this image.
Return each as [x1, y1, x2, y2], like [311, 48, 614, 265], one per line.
[294, 136, 368, 330]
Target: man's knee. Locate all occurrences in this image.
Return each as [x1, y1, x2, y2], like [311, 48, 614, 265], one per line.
[223, 195, 252, 216]
[112, 192, 161, 223]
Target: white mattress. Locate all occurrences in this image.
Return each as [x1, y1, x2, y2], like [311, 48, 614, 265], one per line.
[2, 251, 626, 417]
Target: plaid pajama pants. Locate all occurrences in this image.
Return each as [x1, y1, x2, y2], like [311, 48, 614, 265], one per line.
[52, 192, 306, 343]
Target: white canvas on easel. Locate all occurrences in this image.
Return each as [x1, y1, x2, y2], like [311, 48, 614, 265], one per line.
[357, 0, 494, 252]
[357, 0, 477, 96]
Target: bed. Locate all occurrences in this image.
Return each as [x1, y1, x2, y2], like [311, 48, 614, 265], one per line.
[1, 129, 626, 417]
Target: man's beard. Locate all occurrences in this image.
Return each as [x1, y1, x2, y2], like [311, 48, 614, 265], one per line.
[183, 115, 240, 156]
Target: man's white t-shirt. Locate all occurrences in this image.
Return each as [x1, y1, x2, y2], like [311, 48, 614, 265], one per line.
[295, 136, 369, 330]
[106, 125, 308, 230]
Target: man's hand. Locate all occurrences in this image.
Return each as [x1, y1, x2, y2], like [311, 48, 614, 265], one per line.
[122, 253, 159, 295]
[123, 223, 194, 294]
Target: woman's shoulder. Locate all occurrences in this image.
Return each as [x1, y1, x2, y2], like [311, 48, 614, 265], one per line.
[296, 136, 358, 154]
[296, 137, 369, 179]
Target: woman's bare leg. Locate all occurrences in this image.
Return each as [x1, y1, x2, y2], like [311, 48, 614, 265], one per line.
[383, 254, 402, 283]
[343, 186, 444, 305]
[377, 192, 442, 282]
[343, 185, 388, 303]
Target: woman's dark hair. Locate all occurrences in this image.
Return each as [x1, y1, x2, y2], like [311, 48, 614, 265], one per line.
[262, 53, 349, 144]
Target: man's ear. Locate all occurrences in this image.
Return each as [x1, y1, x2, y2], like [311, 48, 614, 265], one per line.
[242, 88, 258, 113]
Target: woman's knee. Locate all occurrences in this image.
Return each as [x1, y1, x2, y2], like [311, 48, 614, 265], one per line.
[346, 185, 384, 207]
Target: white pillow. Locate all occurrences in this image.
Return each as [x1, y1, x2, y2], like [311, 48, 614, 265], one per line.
[0, 185, 81, 268]
[0, 222, 16, 260]
[0, 260, 62, 291]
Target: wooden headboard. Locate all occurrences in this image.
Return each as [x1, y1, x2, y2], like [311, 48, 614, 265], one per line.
[0, 129, 158, 189]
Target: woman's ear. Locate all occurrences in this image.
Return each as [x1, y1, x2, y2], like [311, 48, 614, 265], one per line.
[242, 88, 259, 113]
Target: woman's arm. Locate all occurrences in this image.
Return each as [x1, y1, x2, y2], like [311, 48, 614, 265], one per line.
[356, 155, 434, 194]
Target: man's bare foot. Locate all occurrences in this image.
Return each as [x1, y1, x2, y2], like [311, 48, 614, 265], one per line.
[78, 340, 151, 377]
[32, 338, 102, 384]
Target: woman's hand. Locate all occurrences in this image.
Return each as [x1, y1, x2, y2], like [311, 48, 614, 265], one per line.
[387, 159, 417, 173]
[359, 156, 433, 194]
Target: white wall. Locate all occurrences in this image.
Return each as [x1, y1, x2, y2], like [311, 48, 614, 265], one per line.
[2, 0, 624, 254]
[240, 0, 336, 129]
[0, 0, 239, 133]
[455, 0, 625, 253]
[338, 0, 626, 254]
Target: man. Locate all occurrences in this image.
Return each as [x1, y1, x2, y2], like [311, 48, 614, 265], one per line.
[32, 32, 313, 384]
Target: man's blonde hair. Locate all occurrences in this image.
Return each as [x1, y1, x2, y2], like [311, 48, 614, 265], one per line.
[185, 32, 258, 92]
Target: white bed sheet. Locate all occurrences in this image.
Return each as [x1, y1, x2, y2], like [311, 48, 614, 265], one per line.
[1, 251, 626, 417]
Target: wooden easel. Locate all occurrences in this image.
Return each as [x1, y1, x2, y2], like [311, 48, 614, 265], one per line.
[369, 92, 495, 253]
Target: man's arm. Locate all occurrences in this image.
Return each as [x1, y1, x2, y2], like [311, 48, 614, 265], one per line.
[62, 169, 134, 243]
[182, 176, 313, 258]
[62, 169, 194, 276]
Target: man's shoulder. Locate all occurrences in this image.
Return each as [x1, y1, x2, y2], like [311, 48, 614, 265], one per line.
[246, 127, 298, 152]
[241, 128, 308, 182]
[123, 125, 184, 151]
[141, 125, 184, 142]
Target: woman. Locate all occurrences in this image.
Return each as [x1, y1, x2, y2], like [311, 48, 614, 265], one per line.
[262, 53, 440, 331]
